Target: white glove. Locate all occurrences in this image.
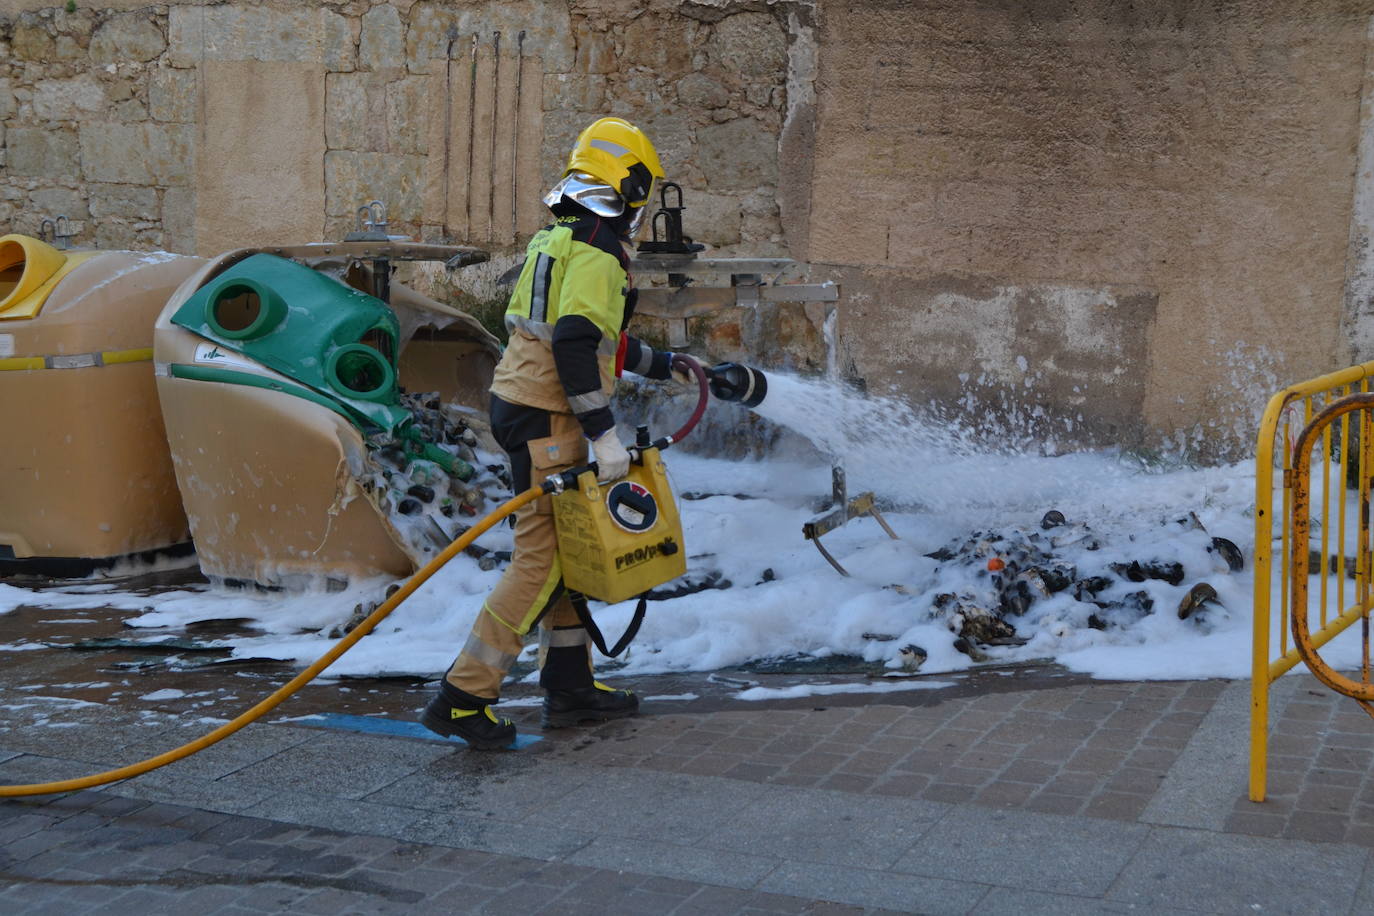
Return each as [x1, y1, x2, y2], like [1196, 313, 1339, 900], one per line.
[669, 353, 701, 387]
[590, 428, 631, 483]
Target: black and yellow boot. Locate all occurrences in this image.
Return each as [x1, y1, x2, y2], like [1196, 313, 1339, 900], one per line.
[540, 624, 640, 727]
[542, 681, 639, 728]
[420, 681, 516, 750]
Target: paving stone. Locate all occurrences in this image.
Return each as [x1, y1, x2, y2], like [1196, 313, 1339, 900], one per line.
[818, 773, 874, 793]
[361, 752, 586, 818]
[399, 810, 592, 861]
[1107, 826, 1369, 914]
[869, 774, 931, 798]
[977, 886, 1200, 914]
[724, 761, 783, 781]
[106, 771, 277, 815]
[1308, 766, 1364, 788]
[894, 806, 1149, 896]
[707, 786, 946, 870]
[86, 795, 151, 819]
[238, 791, 425, 838]
[363, 840, 462, 874]
[1102, 766, 1162, 795]
[757, 860, 987, 914]
[1297, 782, 1359, 812]
[768, 772, 821, 789]
[780, 751, 848, 777]
[117, 724, 313, 783]
[973, 781, 1038, 808]
[923, 783, 977, 804]
[128, 837, 220, 870]
[1283, 810, 1352, 843]
[524, 766, 763, 844]
[0, 812, 58, 845]
[1223, 808, 1288, 838]
[1023, 792, 1085, 815]
[1083, 728, 1140, 751]
[1043, 771, 1103, 795]
[211, 732, 449, 800]
[564, 834, 777, 889]
[668, 884, 773, 915]
[940, 766, 999, 788]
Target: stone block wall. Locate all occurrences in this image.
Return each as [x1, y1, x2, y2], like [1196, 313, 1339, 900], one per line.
[3, 0, 1374, 461]
[0, 1, 792, 259]
[1, 6, 186, 249]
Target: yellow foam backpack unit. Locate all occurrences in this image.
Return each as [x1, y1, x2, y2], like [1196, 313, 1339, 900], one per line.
[545, 356, 708, 658]
[554, 442, 686, 603]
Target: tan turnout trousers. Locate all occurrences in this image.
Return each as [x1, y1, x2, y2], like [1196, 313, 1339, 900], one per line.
[444, 410, 592, 699]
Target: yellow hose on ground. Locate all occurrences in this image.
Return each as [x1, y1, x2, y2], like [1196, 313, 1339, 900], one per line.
[0, 485, 545, 798]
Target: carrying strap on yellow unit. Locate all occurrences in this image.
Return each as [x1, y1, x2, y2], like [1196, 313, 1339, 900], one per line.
[570, 591, 648, 659]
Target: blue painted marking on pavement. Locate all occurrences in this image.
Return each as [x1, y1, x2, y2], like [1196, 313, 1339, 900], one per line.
[305, 713, 542, 749]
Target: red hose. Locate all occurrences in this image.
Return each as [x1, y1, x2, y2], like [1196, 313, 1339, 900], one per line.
[666, 354, 710, 446]
[557, 355, 712, 487]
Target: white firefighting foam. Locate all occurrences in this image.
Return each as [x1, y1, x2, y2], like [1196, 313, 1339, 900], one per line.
[0, 371, 1363, 688]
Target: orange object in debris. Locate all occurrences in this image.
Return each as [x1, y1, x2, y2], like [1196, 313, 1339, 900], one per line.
[987, 557, 1005, 571]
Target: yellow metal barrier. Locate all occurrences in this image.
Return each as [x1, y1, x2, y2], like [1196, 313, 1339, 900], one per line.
[1251, 362, 1374, 801]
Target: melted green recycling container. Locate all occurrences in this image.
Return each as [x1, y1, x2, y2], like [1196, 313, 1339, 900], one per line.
[169, 253, 410, 435]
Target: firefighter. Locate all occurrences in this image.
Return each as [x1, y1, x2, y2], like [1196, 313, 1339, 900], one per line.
[421, 117, 678, 749]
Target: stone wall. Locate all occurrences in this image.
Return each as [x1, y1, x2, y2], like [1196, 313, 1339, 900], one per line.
[805, 0, 1374, 459]
[3, 0, 1373, 461]
[0, 0, 791, 255]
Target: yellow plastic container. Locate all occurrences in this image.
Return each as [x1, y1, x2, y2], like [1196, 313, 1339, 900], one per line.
[0, 234, 205, 573]
[553, 447, 686, 603]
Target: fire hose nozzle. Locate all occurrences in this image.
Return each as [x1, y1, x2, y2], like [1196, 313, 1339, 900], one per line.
[706, 362, 769, 408]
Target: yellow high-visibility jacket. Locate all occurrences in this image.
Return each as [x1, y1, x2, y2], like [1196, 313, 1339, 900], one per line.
[491, 207, 669, 439]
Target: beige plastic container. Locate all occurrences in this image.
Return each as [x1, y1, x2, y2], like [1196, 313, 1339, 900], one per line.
[0, 234, 205, 574]
[154, 245, 500, 589]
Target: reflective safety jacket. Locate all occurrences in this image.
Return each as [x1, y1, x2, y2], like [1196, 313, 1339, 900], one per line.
[491, 206, 670, 439]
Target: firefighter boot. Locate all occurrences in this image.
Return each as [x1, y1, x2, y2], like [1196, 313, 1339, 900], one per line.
[420, 681, 516, 750]
[542, 681, 640, 728]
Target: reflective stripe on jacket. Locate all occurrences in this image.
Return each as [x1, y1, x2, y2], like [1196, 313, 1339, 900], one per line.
[491, 209, 631, 437]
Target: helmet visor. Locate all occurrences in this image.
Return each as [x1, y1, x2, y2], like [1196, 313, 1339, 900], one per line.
[542, 173, 624, 217]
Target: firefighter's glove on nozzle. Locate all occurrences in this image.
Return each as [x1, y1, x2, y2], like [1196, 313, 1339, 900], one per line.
[590, 429, 631, 483]
[668, 353, 701, 387]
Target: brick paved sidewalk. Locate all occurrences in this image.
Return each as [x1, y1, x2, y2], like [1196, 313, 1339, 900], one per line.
[0, 791, 895, 915]
[2, 666, 1373, 914]
[539, 672, 1374, 847]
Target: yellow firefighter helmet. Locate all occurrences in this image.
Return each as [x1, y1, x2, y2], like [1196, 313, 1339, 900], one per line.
[563, 117, 666, 211]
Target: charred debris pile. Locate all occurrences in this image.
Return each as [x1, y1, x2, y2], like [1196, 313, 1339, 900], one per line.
[908, 510, 1244, 663]
[361, 391, 511, 563]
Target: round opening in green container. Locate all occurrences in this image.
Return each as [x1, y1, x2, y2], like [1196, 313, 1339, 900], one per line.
[327, 343, 395, 402]
[204, 276, 286, 340]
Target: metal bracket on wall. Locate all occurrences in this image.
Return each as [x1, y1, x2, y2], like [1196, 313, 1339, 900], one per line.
[344, 201, 395, 301]
[629, 256, 838, 348]
[38, 215, 74, 251]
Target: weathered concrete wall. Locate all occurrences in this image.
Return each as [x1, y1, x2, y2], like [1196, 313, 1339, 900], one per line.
[810, 0, 1371, 458]
[2, 0, 1372, 460]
